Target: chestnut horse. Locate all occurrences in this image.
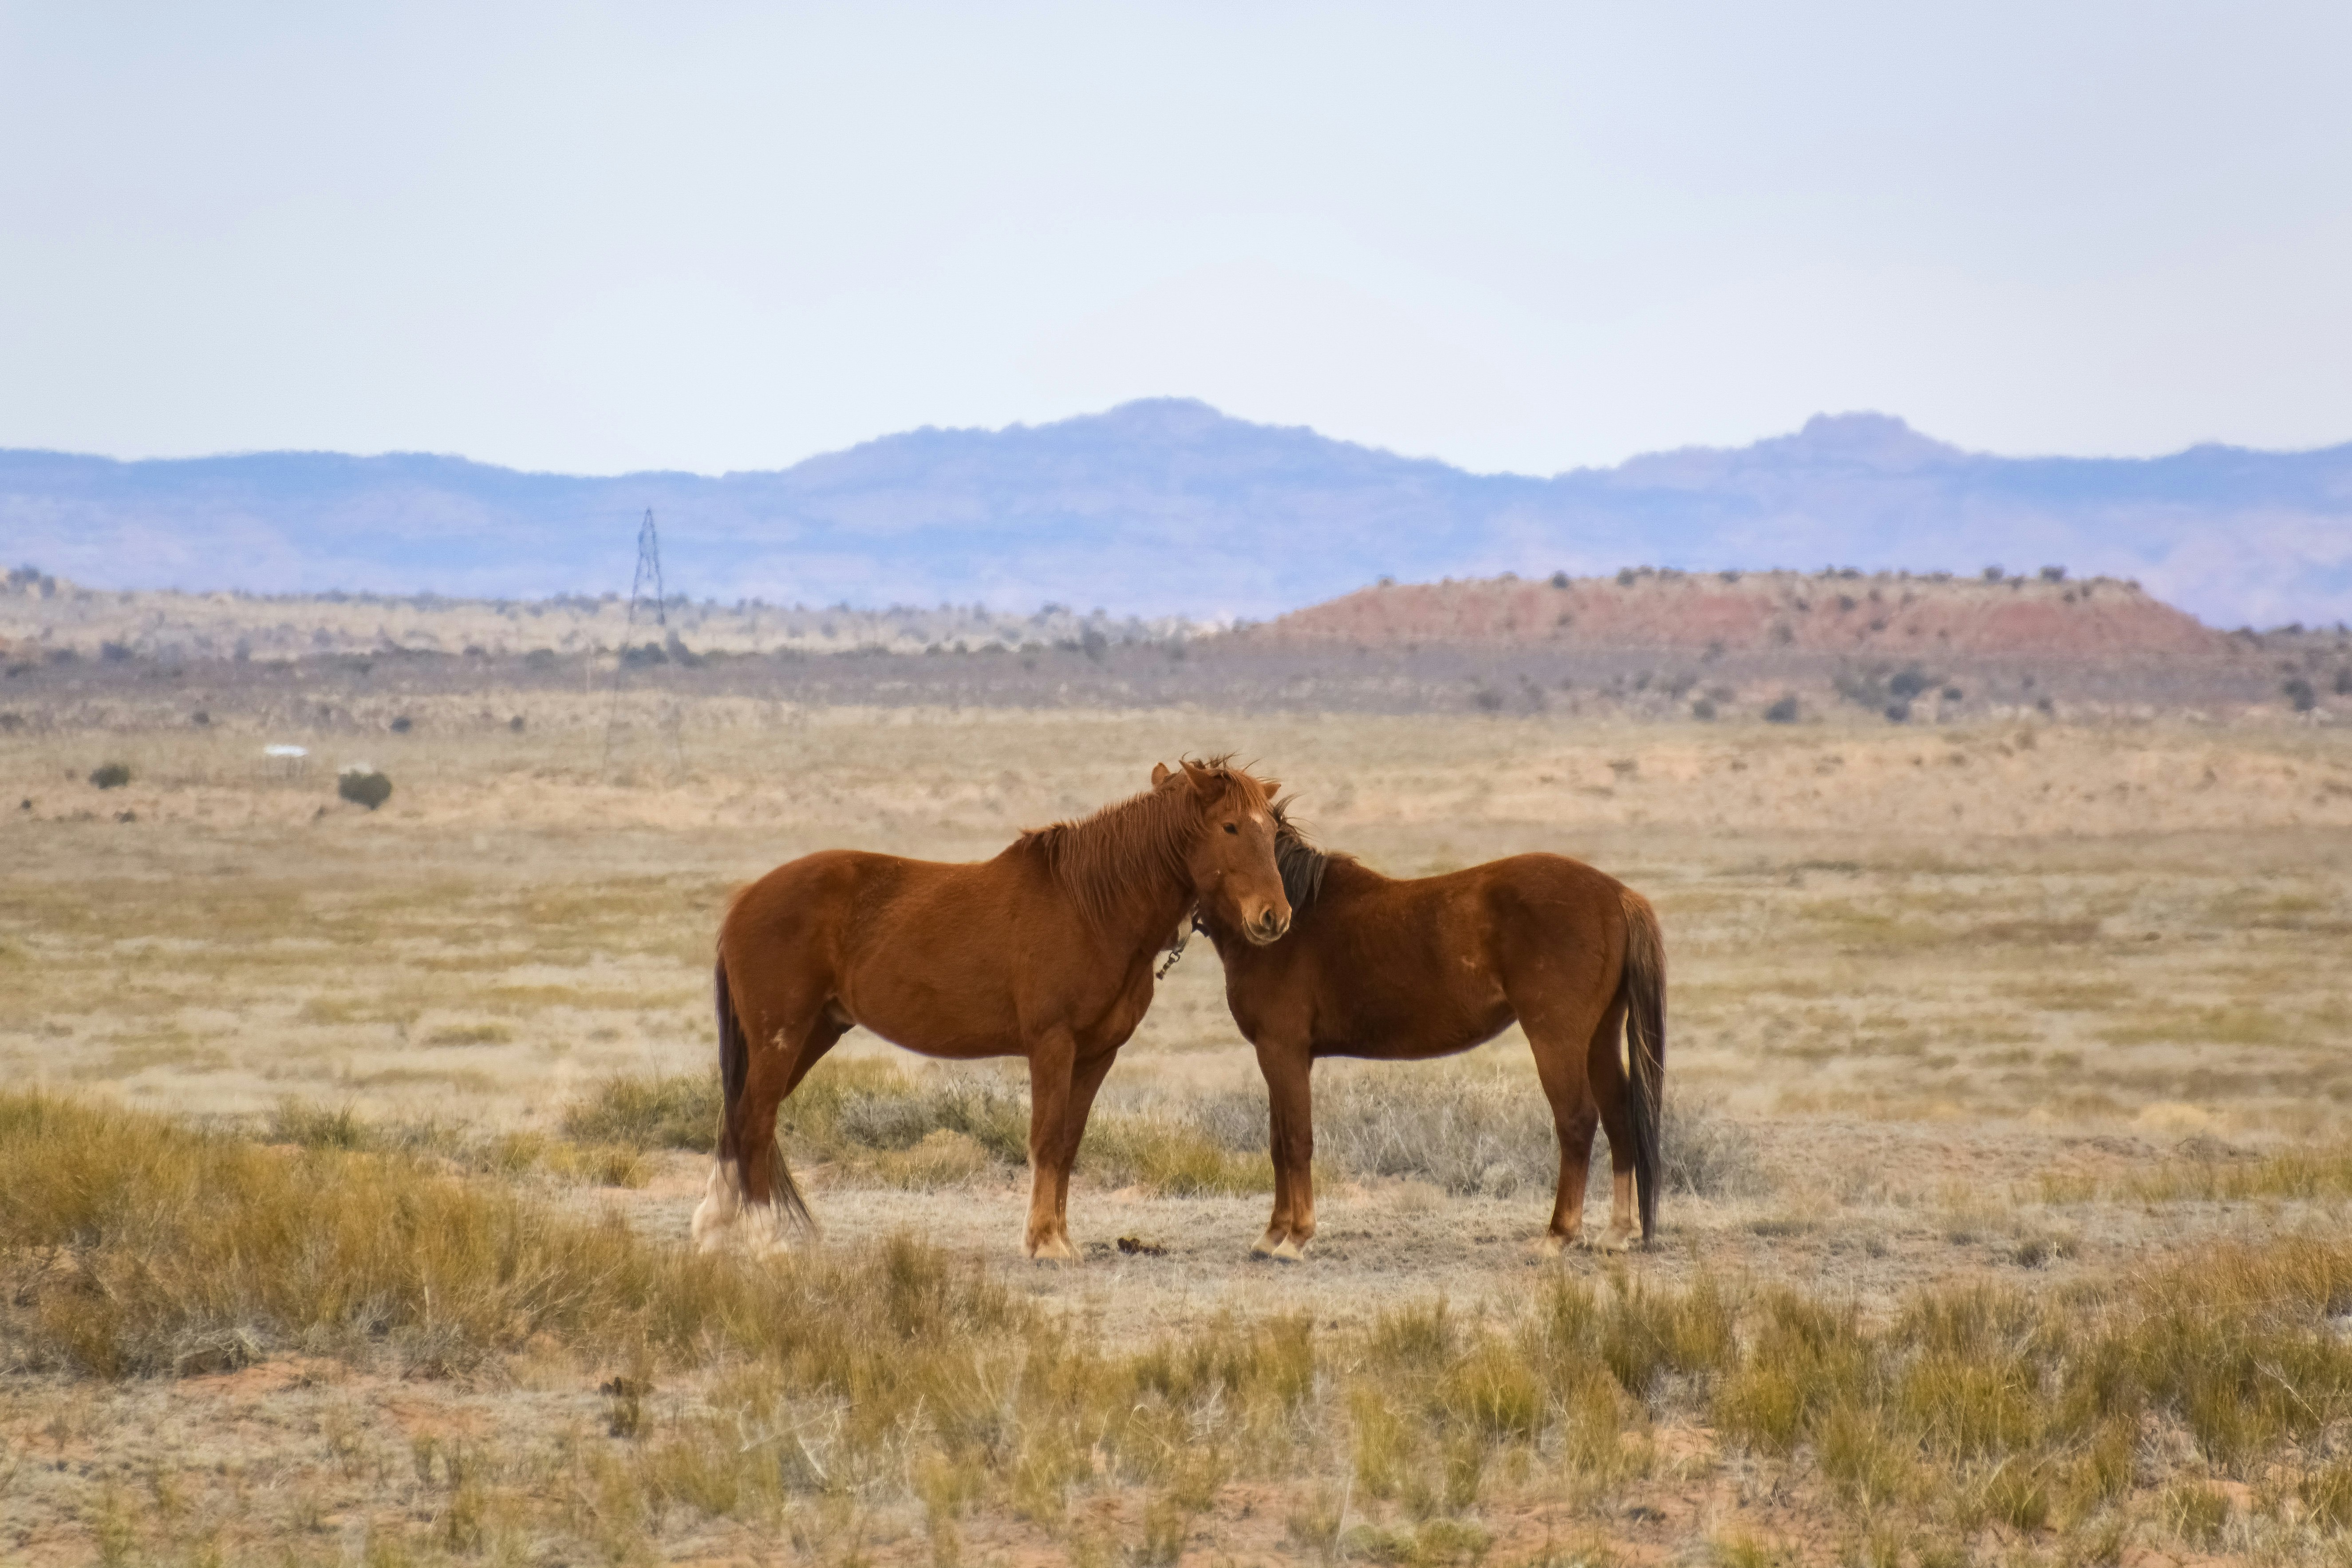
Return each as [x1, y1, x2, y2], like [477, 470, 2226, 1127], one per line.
[1196, 807, 1665, 1258]
[692, 758, 1290, 1259]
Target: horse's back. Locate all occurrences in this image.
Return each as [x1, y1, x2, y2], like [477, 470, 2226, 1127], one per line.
[721, 845, 1085, 1055]
[726, 847, 1037, 953]
[1329, 852, 1622, 943]
[1481, 849, 1623, 892]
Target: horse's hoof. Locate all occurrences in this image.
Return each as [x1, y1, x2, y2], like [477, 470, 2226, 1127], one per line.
[690, 1165, 743, 1253]
[1026, 1235, 1079, 1264]
[698, 1215, 793, 1258]
[1269, 1236, 1307, 1263]
[1593, 1228, 1638, 1254]
[1249, 1231, 1286, 1259]
[1528, 1233, 1571, 1259]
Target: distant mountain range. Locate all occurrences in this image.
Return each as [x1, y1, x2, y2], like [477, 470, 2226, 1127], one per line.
[4, 400, 2348, 628]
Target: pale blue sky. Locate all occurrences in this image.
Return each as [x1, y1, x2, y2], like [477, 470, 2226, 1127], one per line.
[3, 3, 2347, 476]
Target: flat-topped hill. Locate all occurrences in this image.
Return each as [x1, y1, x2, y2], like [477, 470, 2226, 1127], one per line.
[1246, 569, 2232, 660]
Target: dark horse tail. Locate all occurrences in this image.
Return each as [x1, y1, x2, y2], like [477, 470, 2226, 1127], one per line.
[714, 955, 810, 1228]
[1617, 889, 1667, 1244]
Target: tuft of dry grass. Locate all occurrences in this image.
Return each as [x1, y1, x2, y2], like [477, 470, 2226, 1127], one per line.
[1293, 1074, 1555, 1193]
[269, 1097, 650, 1187]
[2041, 1140, 2352, 1205]
[1659, 1094, 1768, 1197]
[563, 1061, 1271, 1194]
[1187, 1074, 1764, 1199]
[560, 1071, 723, 1151]
[1079, 1112, 1272, 1194]
[0, 1091, 1013, 1378]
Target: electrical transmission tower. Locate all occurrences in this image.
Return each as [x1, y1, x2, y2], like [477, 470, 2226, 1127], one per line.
[600, 510, 685, 772]
[626, 509, 668, 637]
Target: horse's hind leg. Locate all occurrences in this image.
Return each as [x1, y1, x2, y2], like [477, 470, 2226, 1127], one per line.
[1587, 996, 1640, 1249]
[693, 974, 844, 1255]
[1522, 999, 1615, 1255]
[740, 1012, 846, 1224]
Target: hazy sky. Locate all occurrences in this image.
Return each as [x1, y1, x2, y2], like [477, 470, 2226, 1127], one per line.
[4, 3, 2348, 477]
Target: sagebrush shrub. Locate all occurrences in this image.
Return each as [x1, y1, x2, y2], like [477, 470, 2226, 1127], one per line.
[338, 768, 393, 810]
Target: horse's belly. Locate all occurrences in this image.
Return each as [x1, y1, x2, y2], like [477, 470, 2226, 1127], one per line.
[837, 970, 1024, 1059]
[1314, 1000, 1514, 1062]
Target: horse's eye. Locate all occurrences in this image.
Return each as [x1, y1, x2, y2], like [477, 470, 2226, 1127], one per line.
[1223, 822, 1238, 835]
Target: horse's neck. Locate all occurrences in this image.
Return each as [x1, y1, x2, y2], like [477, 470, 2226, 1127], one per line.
[1318, 856, 1381, 897]
[1100, 836, 1195, 953]
[1117, 875, 1196, 955]
[1041, 794, 1198, 954]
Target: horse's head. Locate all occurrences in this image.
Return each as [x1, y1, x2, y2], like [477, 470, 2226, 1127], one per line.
[1151, 758, 1290, 945]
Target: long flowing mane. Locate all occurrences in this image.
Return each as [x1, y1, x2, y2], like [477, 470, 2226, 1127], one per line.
[1022, 756, 1273, 929]
[1269, 798, 1349, 912]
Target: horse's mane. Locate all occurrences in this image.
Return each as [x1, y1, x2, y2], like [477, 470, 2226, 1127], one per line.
[1022, 755, 1274, 930]
[1269, 797, 1350, 912]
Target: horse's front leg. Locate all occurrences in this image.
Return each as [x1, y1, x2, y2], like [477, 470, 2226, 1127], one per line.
[1050, 1045, 1121, 1248]
[1251, 1037, 1314, 1260]
[1023, 1025, 1080, 1260]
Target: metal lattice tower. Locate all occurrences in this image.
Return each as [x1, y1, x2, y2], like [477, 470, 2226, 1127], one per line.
[601, 510, 683, 771]
[625, 510, 667, 636]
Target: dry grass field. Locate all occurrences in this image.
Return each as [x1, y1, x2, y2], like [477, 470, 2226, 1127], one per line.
[5, 667, 2352, 1566]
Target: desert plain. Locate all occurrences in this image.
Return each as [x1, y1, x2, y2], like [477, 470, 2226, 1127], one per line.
[4, 612, 2352, 1567]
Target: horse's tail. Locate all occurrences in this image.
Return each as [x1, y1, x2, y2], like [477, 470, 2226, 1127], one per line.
[1617, 887, 1667, 1245]
[713, 953, 810, 1228]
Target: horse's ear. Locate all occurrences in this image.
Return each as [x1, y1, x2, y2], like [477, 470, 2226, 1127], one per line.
[1179, 758, 1220, 798]
[1257, 776, 1282, 800]
[1150, 762, 1172, 788]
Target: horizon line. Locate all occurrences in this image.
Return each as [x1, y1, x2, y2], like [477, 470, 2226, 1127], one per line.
[8, 399, 2350, 483]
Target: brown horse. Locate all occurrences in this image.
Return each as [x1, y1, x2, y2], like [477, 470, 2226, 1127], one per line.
[692, 758, 1290, 1259]
[1196, 807, 1665, 1258]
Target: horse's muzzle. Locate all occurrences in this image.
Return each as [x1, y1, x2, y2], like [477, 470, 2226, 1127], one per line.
[1245, 908, 1290, 945]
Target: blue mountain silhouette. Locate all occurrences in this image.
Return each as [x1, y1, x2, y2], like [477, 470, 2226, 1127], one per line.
[5, 399, 2347, 628]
